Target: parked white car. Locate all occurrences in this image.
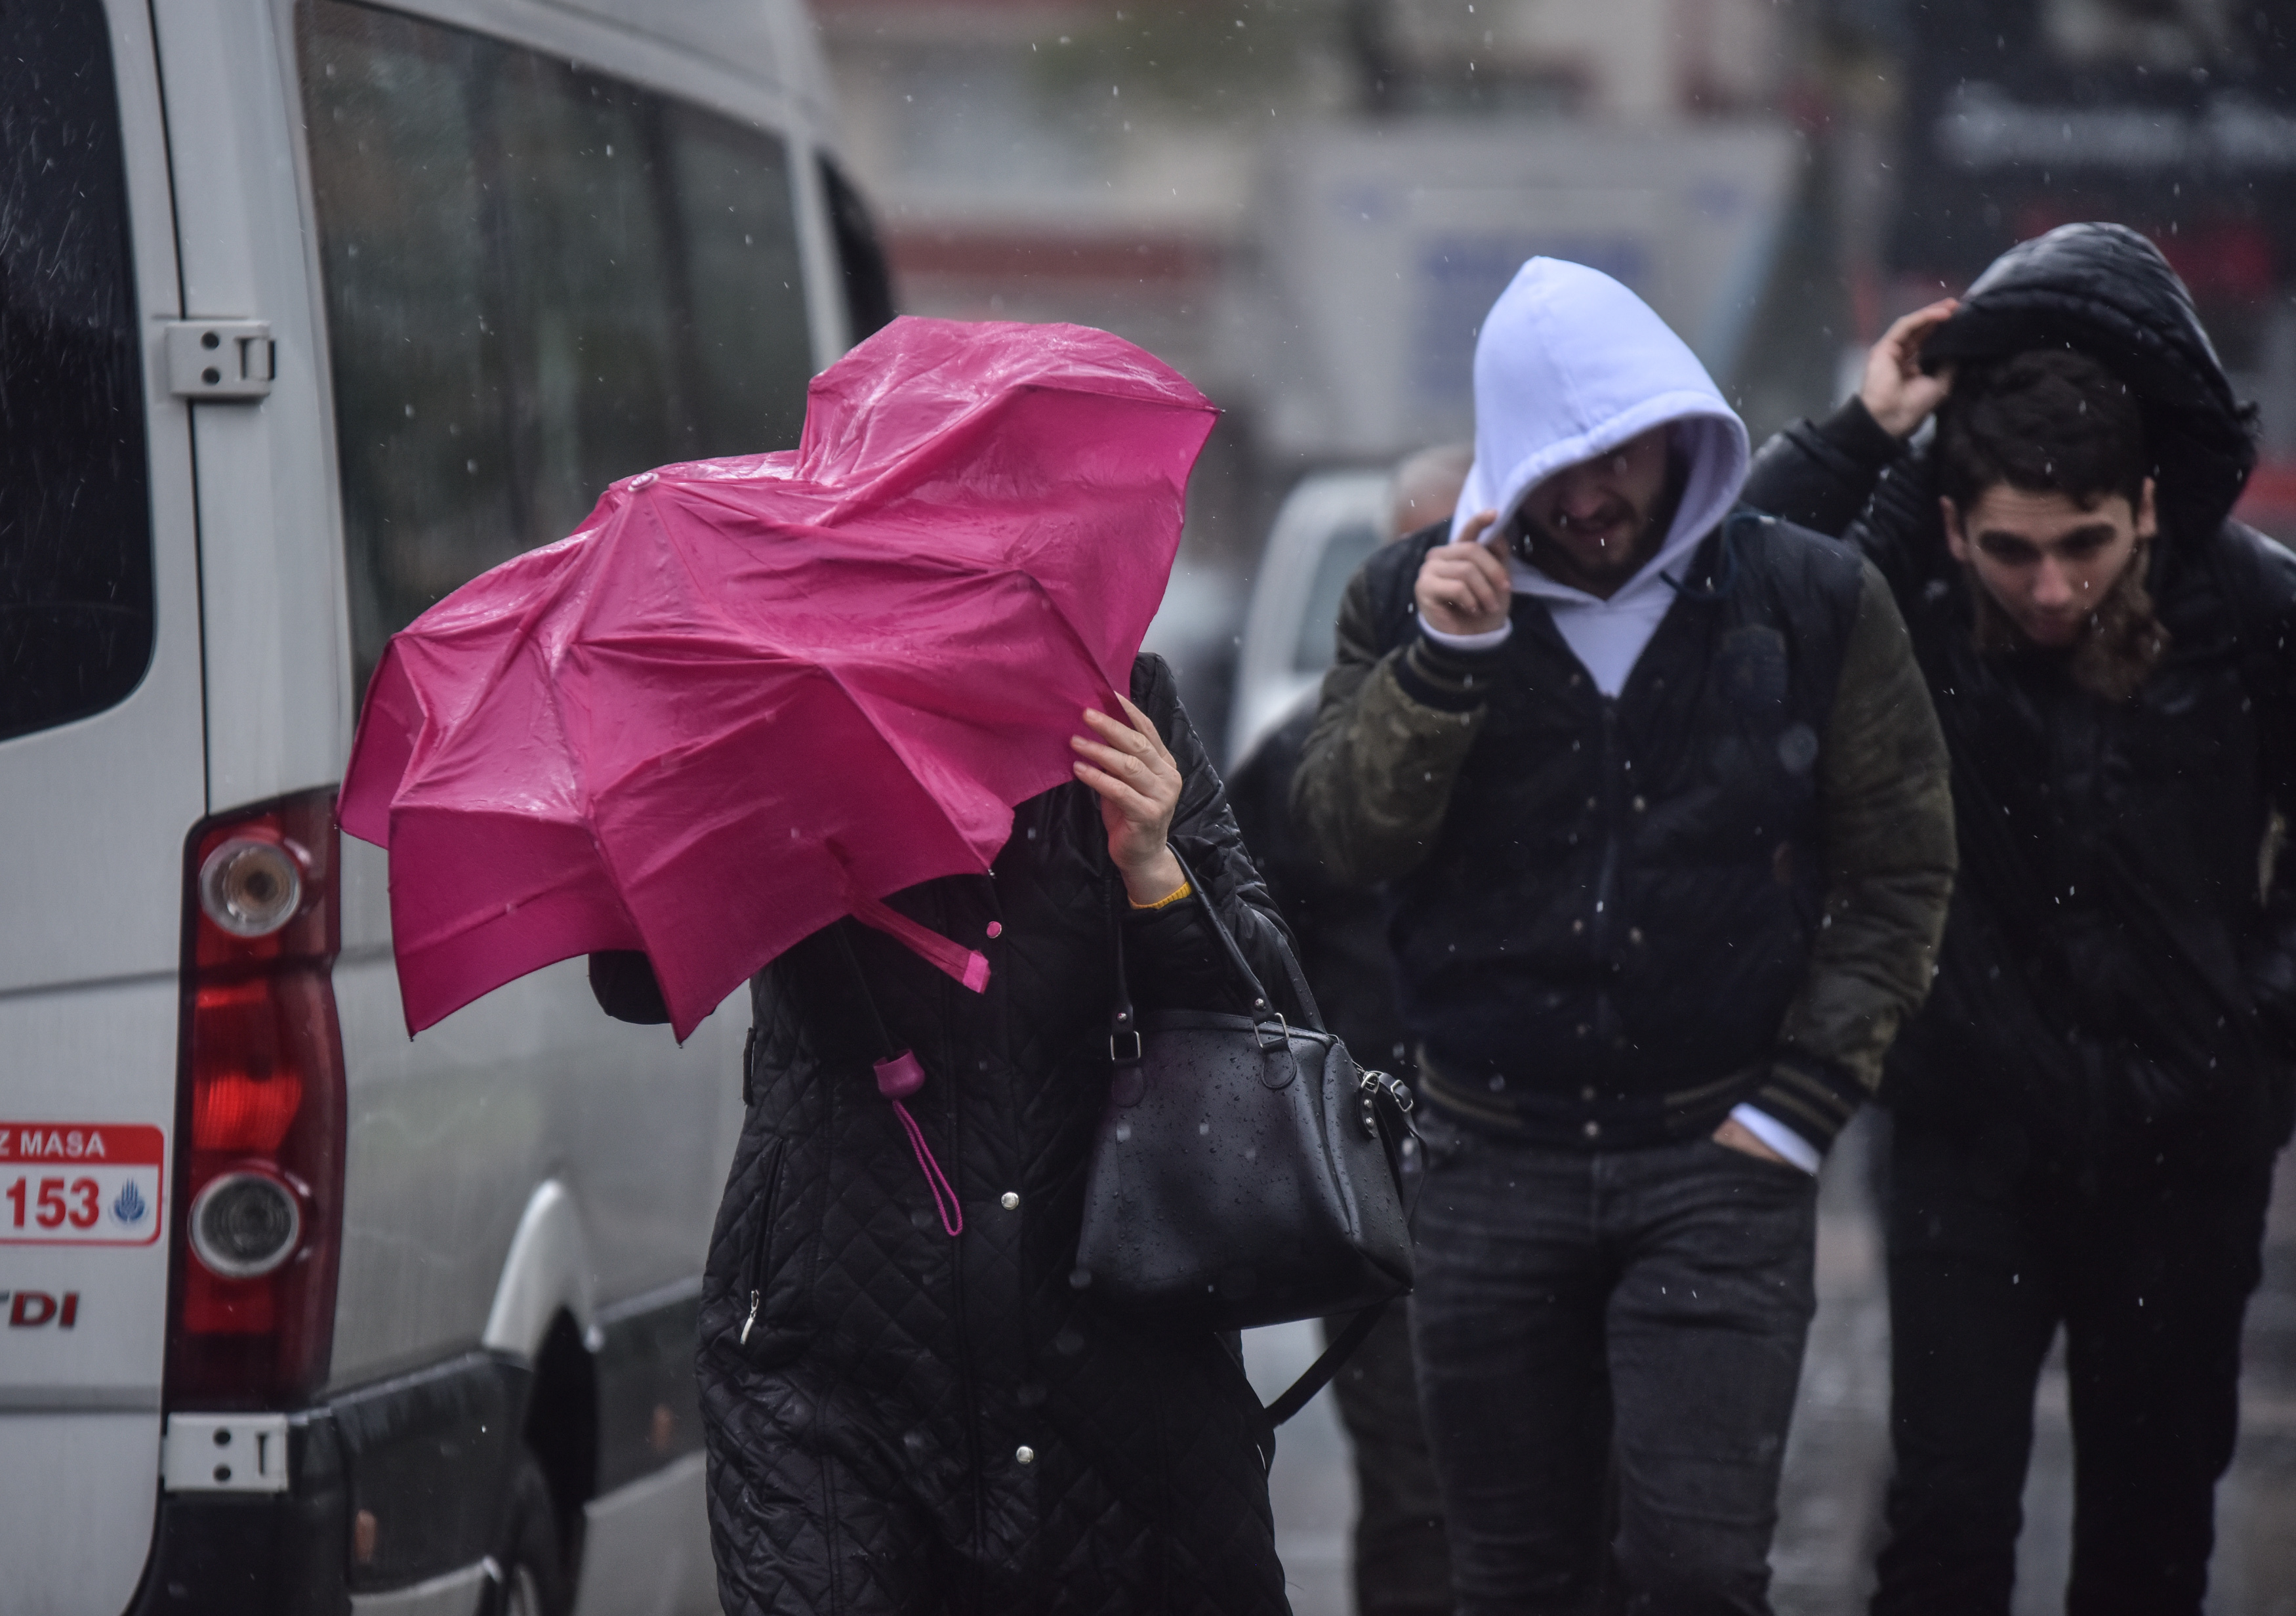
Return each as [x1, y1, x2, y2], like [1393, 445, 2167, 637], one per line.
[0, 2, 884, 1612]
[1225, 469, 1395, 770]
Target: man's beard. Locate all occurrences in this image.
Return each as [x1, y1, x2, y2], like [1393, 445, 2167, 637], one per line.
[1512, 457, 1688, 586]
[1967, 542, 2169, 701]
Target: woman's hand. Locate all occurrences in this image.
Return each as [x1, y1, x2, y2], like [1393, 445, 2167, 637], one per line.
[1859, 299, 1959, 438]
[1072, 694, 1188, 904]
[1414, 510, 1511, 636]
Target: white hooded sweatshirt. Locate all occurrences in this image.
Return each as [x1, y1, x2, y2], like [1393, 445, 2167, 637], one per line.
[1425, 259, 1750, 699]
[1424, 259, 1819, 1172]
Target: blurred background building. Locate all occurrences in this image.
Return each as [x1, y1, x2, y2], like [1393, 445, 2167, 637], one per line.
[815, 0, 2296, 735]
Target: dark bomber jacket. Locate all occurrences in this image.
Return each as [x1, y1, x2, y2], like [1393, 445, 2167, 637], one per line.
[1291, 513, 1956, 1156]
[1744, 222, 2296, 1178]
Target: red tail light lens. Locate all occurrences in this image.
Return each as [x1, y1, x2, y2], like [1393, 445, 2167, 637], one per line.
[165, 789, 344, 1409]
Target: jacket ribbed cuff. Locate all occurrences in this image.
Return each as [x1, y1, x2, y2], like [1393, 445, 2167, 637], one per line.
[1393, 629, 1504, 714]
[1748, 1052, 1864, 1154]
[1813, 396, 1906, 468]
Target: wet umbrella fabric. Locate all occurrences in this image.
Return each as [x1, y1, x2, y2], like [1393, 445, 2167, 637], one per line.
[338, 317, 1217, 1039]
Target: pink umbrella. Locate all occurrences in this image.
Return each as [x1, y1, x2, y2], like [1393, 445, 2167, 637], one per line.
[339, 318, 1216, 1040]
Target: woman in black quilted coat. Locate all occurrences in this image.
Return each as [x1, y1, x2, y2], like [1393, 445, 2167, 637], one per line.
[592, 653, 1303, 1615]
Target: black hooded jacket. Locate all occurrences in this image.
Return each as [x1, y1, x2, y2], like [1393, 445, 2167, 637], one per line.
[593, 655, 1307, 1615]
[1744, 222, 2296, 1182]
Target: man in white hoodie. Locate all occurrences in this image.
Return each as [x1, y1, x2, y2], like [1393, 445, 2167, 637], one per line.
[1292, 259, 1956, 1613]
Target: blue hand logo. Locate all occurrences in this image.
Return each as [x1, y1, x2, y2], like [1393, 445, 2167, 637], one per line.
[113, 1181, 148, 1225]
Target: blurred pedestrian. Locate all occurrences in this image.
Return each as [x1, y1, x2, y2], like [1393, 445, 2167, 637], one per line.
[591, 658, 1312, 1615]
[1291, 257, 1956, 1615]
[1746, 222, 2296, 1616]
[1229, 439, 1474, 1616]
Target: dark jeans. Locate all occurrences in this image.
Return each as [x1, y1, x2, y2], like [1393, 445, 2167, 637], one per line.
[1872, 1120, 2274, 1616]
[1324, 1302, 1454, 1616]
[1410, 1117, 1818, 1616]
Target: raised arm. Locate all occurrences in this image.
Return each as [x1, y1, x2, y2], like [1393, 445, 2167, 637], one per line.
[1103, 653, 1313, 1022]
[1744, 300, 1957, 538]
[1290, 543, 1488, 887]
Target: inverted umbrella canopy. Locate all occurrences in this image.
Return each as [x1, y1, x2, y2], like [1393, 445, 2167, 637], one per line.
[338, 318, 1218, 1039]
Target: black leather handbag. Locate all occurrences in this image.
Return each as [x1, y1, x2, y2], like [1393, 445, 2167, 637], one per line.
[1075, 854, 1415, 1420]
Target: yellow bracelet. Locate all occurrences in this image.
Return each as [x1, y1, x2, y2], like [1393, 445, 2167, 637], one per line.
[1130, 878, 1194, 911]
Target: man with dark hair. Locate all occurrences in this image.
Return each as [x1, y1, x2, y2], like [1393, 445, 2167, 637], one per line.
[1934, 350, 2167, 700]
[1746, 222, 2296, 1615]
[1293, 257, 1956, 1615]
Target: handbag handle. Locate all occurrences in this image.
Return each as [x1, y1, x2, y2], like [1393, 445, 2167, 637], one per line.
[1107, 846, 1326, 1062]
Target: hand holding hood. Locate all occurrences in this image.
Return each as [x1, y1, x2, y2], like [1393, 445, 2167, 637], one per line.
[1922, 222, 2257, 546]
[1441, 258, 1750, 694]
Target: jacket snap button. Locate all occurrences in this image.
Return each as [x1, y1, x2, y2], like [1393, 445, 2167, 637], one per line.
[987, 921, 1003, 938]
[1628, 927, 1644, 945]
[1583, 1120, 1601, 1139]
[1581, 1085, 1596, 1101]
[1015, 1445, 1036, 1465]
[1000, 1191, 1020, 1210]
[1632, 795, 1647, 812]
[1585, 796, 1598, 811]
[1571, 919, 1584, 934]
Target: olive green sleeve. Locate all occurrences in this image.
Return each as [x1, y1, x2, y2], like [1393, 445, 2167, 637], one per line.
[1757, 560, 1957, 1151]
[1288, 567, 1489, 888]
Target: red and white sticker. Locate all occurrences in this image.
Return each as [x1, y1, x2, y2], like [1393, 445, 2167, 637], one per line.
[0, 1124, 165, 1247]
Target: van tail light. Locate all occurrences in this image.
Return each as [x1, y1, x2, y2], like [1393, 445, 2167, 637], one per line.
[165, 788, 345, 1409]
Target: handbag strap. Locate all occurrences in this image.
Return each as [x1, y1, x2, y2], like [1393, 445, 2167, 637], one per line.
[1263, 1300, 1390, 1426]
[1107, 847, 1327, 1056]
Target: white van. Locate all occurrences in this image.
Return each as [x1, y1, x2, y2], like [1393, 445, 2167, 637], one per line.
[0, 3, 885, 1612]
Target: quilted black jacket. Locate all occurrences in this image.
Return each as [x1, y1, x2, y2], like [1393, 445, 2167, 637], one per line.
[1743, 222, 2296, 1182]
[595, 654, 1306, 1615]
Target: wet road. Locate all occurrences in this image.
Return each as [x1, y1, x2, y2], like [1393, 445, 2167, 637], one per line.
[1246, 1114, 2296, 1615]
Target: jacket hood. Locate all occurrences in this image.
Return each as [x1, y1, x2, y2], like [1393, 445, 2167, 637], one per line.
[1450, 259, 1749, 580]
[1924, 222, 2257, 543]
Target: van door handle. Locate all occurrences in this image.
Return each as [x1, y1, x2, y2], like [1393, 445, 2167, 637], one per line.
[165, 319, 274, 400]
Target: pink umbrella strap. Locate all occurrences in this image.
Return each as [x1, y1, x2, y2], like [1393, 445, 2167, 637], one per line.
[850, 892, 991, 993]
[875, 1050, 963, 1237]
[892, 1098, 964, 1237]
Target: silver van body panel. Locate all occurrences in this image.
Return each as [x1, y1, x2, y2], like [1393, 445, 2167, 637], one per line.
[346, 1563, 491, 1616]
[480, 1180, 600, 1358]
[569, 1452, 718, 1616]
[0, 1413, 162, 1616]
[329, 947, 743, 1390]
[156, 0, 356, 816]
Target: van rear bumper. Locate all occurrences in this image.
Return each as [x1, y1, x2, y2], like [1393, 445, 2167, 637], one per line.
[125, 1411, 349, 1616]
